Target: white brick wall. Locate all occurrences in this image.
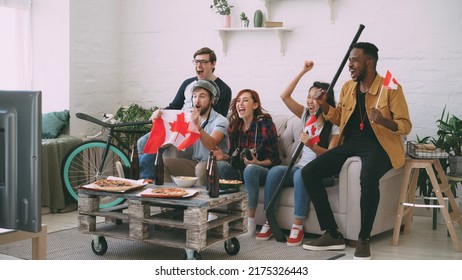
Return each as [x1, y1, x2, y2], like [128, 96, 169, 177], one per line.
[64, 0, 462, 141]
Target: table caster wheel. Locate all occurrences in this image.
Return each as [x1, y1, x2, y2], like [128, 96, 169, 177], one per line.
[91, 236, 108, 255]
[224, 237, 240, 255]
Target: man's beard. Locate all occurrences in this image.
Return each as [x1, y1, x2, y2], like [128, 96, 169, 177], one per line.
[199, 103, 212, 116]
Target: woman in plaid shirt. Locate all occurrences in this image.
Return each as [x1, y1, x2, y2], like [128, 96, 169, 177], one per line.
[215, 89, 281, 237]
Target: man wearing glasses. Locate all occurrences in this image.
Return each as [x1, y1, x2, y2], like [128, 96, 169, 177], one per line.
[166, 47, 232, 117]
[138, 47, 232, 179]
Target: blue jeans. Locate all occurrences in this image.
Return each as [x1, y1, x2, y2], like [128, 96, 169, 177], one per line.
[264, 165, 308, 220]
[218, 161, 242, 181]
[243, 164, 269, 209]
[139, 152, 156, 179]
[137, 132, 150, 156]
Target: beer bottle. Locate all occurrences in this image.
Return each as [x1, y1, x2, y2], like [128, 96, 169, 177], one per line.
[154, 147, 164, 185]
[205, 150, 213, 191]
[208, 155, 220, 198]
[129, 144, 139, 180]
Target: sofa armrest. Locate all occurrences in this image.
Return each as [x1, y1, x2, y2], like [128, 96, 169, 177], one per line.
[41, 135, 82, 212]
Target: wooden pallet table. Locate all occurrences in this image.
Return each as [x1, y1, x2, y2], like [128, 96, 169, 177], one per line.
[78, 185, 248, 259]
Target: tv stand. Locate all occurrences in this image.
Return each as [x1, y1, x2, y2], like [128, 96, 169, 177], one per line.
[0, 224, 47, 259]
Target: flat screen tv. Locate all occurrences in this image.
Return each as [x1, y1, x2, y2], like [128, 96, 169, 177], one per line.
[0, 90, 41, 232]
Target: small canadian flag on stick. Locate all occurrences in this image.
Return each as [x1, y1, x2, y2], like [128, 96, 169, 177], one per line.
[304, 115, 320, 146]
[383, 70, 398, 90]
[375, 70, 399, 108]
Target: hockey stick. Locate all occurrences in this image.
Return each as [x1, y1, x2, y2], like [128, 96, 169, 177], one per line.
[265, 24, 366, 242]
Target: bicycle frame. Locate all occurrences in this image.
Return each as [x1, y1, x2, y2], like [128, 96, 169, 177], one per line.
[76, 113, 151, 176]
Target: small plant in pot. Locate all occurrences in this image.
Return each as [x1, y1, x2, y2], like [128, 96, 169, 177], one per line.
[210, 0, 234, 15]
[240, 12, 249, 27]
[210, 0, 234, 27]
[434, 106, 462, 177]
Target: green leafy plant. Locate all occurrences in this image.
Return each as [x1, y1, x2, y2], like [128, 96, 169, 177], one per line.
[210, 0, 234, 15]
[114, 103, 157, 155]
[434, 106, 462, 156]
[240, 12, 248, 21]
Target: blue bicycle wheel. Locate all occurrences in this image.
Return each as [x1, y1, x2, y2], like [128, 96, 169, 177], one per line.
[61, 140, 130, 208]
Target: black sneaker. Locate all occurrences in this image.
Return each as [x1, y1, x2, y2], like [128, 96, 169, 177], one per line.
[354, 238, 371, 260]
[302, 231, 346, 251]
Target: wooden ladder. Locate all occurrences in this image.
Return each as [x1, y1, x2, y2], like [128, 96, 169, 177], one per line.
[392, 158, 462, 252]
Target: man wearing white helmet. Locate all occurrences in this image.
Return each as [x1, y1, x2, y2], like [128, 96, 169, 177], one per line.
[160, 79, 229, 186]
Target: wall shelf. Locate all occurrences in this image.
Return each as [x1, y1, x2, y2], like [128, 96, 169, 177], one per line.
[216, 27, 292, 56]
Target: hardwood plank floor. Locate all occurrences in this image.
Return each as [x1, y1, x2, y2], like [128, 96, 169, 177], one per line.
[2, 211, 461, 260]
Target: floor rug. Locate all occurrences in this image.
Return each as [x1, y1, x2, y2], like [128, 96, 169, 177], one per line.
[0, 227, 345, 260]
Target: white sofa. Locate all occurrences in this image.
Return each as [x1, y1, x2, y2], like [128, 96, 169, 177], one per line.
[254, 115, 404, 242]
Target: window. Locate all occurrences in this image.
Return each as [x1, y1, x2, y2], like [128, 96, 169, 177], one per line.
[0, 1, 32, 90]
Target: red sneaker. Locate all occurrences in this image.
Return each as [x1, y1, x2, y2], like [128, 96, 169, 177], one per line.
[256, 222, 273, 240]
[287, 226, 304, 246]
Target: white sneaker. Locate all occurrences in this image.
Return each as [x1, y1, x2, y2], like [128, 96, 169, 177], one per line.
[240, 218, 256, 237]
[240, 230, 255, 237]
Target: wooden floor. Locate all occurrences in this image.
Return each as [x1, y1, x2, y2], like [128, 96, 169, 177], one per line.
[1, 210, 462, 260]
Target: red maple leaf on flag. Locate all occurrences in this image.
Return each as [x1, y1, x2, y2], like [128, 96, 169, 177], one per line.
[169, 112, 190, 140]
[310, 124, 317, 136]
[304, 115, 320, 146]
[143, 110, 201, 154]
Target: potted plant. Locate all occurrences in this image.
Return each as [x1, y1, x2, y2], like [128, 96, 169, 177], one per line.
[210, 0, 233, 15]
[114, 103, 157, 156]
[434, 106, 462, 177]
[240, 12, 249, 28]
[210, 0, 234, 27]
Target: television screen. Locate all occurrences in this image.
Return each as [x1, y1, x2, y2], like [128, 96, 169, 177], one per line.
[0, 90, 41, 232]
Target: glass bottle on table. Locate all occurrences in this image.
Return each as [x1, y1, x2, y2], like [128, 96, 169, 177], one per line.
[208, 154, 220, 198]
[129, 144, 139, 180]
[205, 150, 213, 191]
[154, 147, 164, 185]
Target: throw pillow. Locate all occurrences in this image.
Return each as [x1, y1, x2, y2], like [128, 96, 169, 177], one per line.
[42, 110, 70, 139]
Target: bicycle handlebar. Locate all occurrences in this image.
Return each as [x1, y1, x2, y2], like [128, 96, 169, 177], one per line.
[76, 112, 152, 129]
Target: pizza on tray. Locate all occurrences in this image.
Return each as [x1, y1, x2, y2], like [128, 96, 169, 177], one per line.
[149, 187, 189, 198]
[83, 178, 143, 192]
[94, 179, 133, 188]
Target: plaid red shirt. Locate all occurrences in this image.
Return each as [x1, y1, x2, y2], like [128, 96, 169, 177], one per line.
[229, 116, 281, 167]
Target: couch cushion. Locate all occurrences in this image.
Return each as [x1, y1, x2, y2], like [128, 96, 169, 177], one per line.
[42, 110, 70, 139]
[272, 115, 303, 166]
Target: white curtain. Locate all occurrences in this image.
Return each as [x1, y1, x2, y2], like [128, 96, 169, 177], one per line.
[0, 0, 32, 90]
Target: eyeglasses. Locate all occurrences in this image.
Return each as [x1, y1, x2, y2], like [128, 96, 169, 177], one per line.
[192, 59, 210, 66]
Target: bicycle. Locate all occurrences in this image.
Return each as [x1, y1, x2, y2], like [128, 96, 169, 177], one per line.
[61, 112, 151, 209]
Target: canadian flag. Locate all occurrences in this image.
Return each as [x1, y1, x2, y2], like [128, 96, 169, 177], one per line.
[304, 115, 320, 146]
[383, 70, 398, 90]
[143, 110, 201, 154]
